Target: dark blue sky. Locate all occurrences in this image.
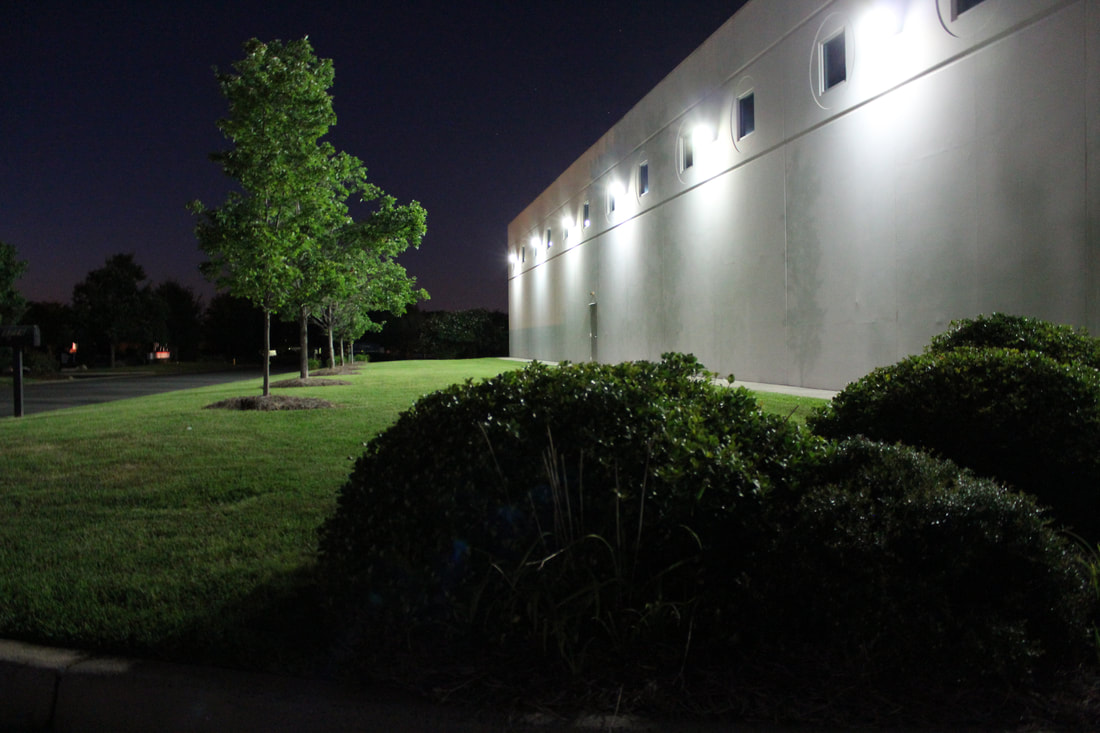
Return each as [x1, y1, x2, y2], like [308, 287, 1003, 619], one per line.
[2, 1, 747, 312]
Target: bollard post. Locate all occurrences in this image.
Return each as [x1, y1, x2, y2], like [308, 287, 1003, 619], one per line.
[13, 346, 24, 417]
[2, 325, 40, 418]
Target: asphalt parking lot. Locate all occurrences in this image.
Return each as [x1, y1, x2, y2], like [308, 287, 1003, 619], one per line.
[0, 367, 285, 418]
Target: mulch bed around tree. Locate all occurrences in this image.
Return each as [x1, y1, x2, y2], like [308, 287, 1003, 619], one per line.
[204, 395, 335, 411]
[271, 377, 352, 388]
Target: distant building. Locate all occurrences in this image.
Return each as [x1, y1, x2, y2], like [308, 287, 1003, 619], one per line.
[507, 0, 1100, 389]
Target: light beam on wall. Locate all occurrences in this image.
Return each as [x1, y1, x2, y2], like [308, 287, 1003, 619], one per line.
[857, 0, 911, 89]
[861, 0, 908, 37]
[607, 180, 624, 218]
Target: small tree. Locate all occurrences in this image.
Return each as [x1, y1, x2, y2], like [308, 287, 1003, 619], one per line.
[191, 37, 352, 394]
[154, 280, 203, 361]
[71, 253, 156, 367]
[192, 37, 427, 389]
[0, 241, 28, 326]
[311, 195, 428, 369]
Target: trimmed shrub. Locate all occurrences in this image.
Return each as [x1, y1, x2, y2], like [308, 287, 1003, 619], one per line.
[316, 354, 817, 679]
[747, 439, 1093, 690]
[808, 347, 1100, 540]
[928, 312, 1100, 369]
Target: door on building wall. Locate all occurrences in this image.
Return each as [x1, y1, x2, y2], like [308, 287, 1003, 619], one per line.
[588, 301, 598, 362]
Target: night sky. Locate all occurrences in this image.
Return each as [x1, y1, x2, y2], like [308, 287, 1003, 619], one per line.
[2, 1, 747, 313]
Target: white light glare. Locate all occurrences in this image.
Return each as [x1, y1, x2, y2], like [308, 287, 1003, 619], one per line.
[606, 181, 624, 217]
[861, 0, 905, 36]
[692, 124, 715, 147]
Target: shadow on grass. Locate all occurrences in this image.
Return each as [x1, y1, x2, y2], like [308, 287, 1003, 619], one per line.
[156, 567, 342, 680]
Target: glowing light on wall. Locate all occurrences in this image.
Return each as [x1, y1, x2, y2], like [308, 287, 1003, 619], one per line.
[607, 180, 624, 217]
[692, 124, 716, 148]
[857, 0, 911, 89]
[562, 216, 576, 245]
[861, 0, 907, 36]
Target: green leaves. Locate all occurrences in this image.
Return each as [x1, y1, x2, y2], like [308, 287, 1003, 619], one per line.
[316, 354, 812, 679]
[810, 322, 1100, 542]
[192, 36, 427, 387]
[0, 240, 28, 326]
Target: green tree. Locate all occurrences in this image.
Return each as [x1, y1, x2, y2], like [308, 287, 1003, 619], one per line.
[190, 37, 343, 392]
[203, 293, 263, 363]
[311, 195, 428, 368]
[0, 241, 28, 326]
[71, 253, 156, 368]
[153, 280, 203, 361]
[426, 309, 508, 358]
[24, 300, 75, 364]
[191, 37, 421, 391]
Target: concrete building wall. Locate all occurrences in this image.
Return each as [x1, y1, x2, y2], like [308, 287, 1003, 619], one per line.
[508, 0, 1099, 389]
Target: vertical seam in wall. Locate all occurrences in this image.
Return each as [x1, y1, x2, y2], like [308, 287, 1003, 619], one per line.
[1087, 0, 1095, 327]
[783, 140, 790, 384]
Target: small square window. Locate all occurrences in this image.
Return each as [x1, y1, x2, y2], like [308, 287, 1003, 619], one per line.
[822, 32, 846, 91]
[737, 92, 755, 139]
[583, 201, 591, 228]
[638, 163, 649, 195]
[955, 0, 986, 16]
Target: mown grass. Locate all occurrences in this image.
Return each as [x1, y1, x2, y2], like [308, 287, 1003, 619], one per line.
[752, 390, 826, 425]
[0, 358, 827, 674]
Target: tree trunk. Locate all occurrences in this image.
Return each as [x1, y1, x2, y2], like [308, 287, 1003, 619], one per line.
[326, 319, 336, 370]
[262, 309, 271, 397]
[299, 305, 309, 380]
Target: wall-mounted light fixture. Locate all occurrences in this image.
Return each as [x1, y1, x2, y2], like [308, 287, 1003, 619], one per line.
[862, 0, 908, 36]
[562, 216, 575, 244]
[607, 180, 624, 216]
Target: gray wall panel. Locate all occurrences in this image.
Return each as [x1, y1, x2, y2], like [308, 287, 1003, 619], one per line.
[509, 0, 1099, 389]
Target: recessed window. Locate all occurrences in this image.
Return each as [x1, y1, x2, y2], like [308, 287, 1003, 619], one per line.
[737, 92, 755, 139]
[954, 0, 986, 16]
[521, 245, 526, 263]
[822, 31, 846, 91]
[638, 162, 649, 196]
[545, 228, 552, 249]
[681, 135, 694, 171]
[608, 191, 617, 215]
[583, 201, 591, 228]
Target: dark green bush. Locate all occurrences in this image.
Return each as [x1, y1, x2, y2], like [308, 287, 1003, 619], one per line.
[928, 312, 1100, 369]
[808, 347, 1100, 540]
[747, 439, 1092, 690]
[316, 355, 1096, 721]
[317, 354, 816, 679]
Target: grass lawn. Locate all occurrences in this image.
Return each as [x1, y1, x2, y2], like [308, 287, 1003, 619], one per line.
[0, 358, 827, 674]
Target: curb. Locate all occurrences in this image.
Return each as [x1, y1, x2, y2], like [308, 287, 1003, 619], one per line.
[0, 639, 524, 732]
[1, 639, 755, 733]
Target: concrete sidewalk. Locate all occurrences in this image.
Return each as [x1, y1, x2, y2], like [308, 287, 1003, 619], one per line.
[1, 639, 794, 732]
[730, 380, 837, 400]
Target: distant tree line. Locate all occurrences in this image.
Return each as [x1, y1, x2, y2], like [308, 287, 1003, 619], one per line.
[3, 249, 506, 373]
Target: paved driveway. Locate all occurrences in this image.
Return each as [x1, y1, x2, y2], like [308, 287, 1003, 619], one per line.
[0, 368, 290, 418]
